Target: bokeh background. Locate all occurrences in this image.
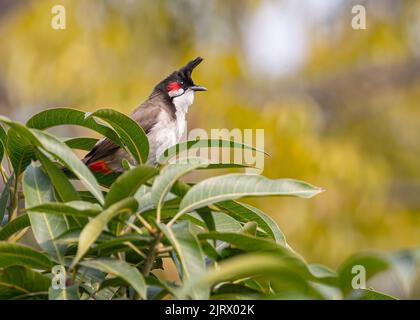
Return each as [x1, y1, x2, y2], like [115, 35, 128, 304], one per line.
[0, 0, 419, 271]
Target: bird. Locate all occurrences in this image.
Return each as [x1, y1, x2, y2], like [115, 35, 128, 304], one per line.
[83, 57, 206, 174]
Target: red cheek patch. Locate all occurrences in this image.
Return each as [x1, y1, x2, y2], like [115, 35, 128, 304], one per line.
[167, 81, 181, 92]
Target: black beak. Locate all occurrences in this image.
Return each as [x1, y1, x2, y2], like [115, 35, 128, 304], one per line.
[190, 85, 207, 92]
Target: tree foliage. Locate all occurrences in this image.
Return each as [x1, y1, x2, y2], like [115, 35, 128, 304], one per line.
[0, 108, 417, 300]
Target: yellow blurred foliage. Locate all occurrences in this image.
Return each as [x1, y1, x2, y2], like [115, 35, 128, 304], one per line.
[0, 0, 418, 268]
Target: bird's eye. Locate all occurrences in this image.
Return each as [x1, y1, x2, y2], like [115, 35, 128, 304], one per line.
[180, 81, 184, 86]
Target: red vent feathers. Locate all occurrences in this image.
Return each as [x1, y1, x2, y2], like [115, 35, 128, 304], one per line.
[88, 161, 112, 174]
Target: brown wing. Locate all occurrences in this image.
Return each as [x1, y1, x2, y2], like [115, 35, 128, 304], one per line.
[83, 102, 163, 165]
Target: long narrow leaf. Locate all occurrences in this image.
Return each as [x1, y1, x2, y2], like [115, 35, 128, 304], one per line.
[80, 258, 147, 299]
[158, 138, 268, 164]
[158, 221, 208, 299]
[150, 158, 208, 221]
[32, 130, 104, 205]
[0, 242, 53, 270]
[198, 232, 285, 252]
[6, 129, 34, 176]
[0, 177, 12, 225]
[26, 201, 102, 218]
[0, 266, 50, 299]
[64, 137, 98, 151]
[23, 164, 68, 263]
[178, 253, 310, 299]
[90, 109, 149, 165]
[216, 201, 286, 244]
[0, 117, 104, 204]
[173, 174, 323, 223]
[0, 125, 6, 163]
[26, 108, 121, 145]
[49, 284, 80, 300]
[35, 149, 80, 202]
[0, 214, 30, 240]
[72, 197, 138, 267]
[104, 166, 158, 208]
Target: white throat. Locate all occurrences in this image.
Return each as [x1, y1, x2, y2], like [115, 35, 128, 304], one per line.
[172, 89, 194, 141]
[172, 89, 195, 114]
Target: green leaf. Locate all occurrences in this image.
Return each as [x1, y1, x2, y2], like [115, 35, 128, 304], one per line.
[6, 128, 35, 176]
[93, 234, 151, 254]
[90, 109, 149, 165]
[158, 221, 208, 299]
[95, 171, 121, 188]
[216, 201, 286, 244]
[26, 108, 121, 145]
[80, 258, 147, 299]
[53, 229, 84, 244]
[213, 283, 262, 296]
[158, 139, 268, 164]
[98, 277, 128, 291]
[49, 284, 80, 300]
[104, 166, 158, 208]
[195, 232, 323, 288]
[187, 211, 242, 233]
[0, 266, 50, 299]
[0, 242, 53, 270]
[349, 288, 397, 300]
[0, 177, 12, 225]
[72, 197, 138, 267]
[135, 187, 154, 212]
[174, 174, 323, 222]
[206, 163, 253, 169]
[308, 264, 337, 280]
[26, 201, 102, 218]
[338, 253, 390, 294]
[23, 164, 68, 263]
[64, 137, 98, 151]
[0, 117, 104, 204]
[150, 158, 208, 220]
[0, 125, 6, 163]
[32, 130, 104, 205]
[178, 253, 308, 299]
[198, 232, 285, 252]
[35, 149, 80, 202]
[0, 214, 30, 240]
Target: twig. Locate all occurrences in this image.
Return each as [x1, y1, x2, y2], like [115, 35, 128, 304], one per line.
[123, 221, 144, 235]
[157, 245, 173, 254]
[9, 227, 29, 242]
[0, 164, 8, 184]
[135, 212, 155, 234]
[124, 241, 146, 259]
[141, 233, 162, 277]
[8, 174, 19, 222]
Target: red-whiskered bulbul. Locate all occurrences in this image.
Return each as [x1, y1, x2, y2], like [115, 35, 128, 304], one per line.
[83, 57, 206, 173]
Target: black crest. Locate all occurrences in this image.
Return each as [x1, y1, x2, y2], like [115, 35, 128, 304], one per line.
[178, 57, 204, 77]
[154, 57, 204, 93]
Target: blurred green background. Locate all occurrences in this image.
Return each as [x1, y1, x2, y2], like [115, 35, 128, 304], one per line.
[0, 0, 419, 269]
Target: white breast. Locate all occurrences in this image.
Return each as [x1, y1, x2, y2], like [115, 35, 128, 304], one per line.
[147, 90, 195, 164]
[173, 89, 194, 138]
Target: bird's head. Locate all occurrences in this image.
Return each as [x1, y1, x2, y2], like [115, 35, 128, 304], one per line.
[156, 57, 207, 100]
